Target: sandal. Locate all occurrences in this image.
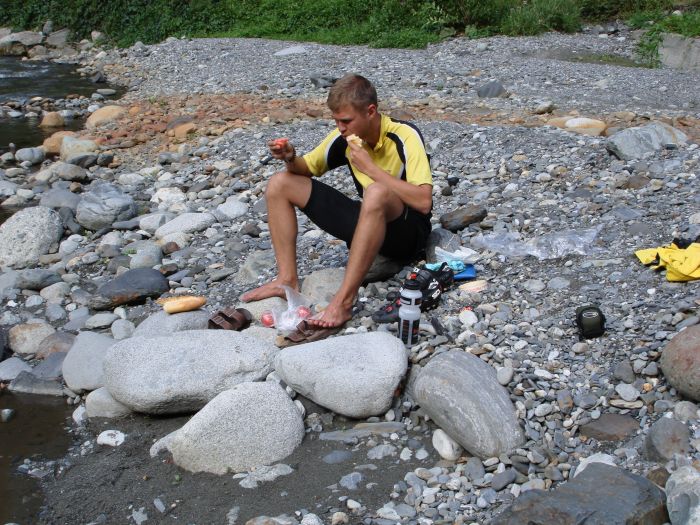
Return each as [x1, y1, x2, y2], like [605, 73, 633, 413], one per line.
[277, 320, 344, 348]
[208, 308, 253, 331]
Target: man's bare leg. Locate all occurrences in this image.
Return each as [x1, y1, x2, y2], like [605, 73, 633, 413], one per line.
[241, 171, 312, 302]
[309, 184, 404, 328]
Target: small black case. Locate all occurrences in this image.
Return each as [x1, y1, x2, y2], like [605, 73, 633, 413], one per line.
[576, 305, 606, 340]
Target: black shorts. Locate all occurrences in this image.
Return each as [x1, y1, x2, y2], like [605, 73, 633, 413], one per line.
[301, 178, 431, 261]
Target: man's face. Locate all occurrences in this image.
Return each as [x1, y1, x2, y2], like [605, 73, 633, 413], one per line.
[332, 103, 376, 139]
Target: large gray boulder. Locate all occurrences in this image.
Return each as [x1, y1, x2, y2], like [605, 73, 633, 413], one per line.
[103, 330, 277, 414]
[666, 466, 700, 525]
[660, 33, 700, 72]
[75, 183, 136, 230]
[150, 382, 304, 474]
[492, 463, 668, 525]
[607, 122, 688, 160]
[62, 332, 117, 393]
[15, 147, 45, 165]
[274, 332, 407, 418]
[51, 161, 88, 182]
[413, 350, 524, 458]
[15, 269, 62, 290]
[59, 136, 98, 162]
[0, 179, 18, 198]
[660, 325, 700, 402]
[300, 268, 344, 304]
[39, 188, 81, 211]
[9, 322, 56, 355]
[0, 206, 63, 268]
[132, 310, 210, 338]
[0, 357, 32, 381]
[154, 212, 216, 239]
[3, 31, 43, 46]
[88, 268, 169, 310]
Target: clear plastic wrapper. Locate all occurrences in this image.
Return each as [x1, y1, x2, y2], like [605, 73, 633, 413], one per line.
[434, 246, 480, 264]
[266, 285, 313, 331]
[470, 225, 603, 260]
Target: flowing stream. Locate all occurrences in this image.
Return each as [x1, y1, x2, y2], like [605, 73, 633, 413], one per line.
[0, 54, 123, 524]
[0, 56, 122, 153]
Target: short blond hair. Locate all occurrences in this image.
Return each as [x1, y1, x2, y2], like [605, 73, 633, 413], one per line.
[327, 74, 378, 112]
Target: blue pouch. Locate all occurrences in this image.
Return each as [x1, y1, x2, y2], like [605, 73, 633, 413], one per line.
[454, 265, 476, 281]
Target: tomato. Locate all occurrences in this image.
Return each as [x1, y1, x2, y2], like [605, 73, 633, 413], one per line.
[273, 137, 289, 148]
[296, 305, 312, 319]
[261, 311, 275, 327]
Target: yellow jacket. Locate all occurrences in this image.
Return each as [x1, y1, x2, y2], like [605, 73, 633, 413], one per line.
[635, 242, 700, 282]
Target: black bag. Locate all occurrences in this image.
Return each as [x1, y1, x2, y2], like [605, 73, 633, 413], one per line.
[575, 305, 606, 340]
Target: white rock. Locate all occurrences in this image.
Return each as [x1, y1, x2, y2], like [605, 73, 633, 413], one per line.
[432, 429, 463, 460]
[9, 322, 56, 355]
[151, 382, 303, 474]
[574, 452, 616, 477]
[103, 330, 277, 414]
[459, 309, 478, 327]
[216, 197, 248, 220]
[86, 387, 131, 418]
[413, 350, 524, 458]
[0, 207, 63, 268]
[62, 332, 116, 393]
[274, 332, 407, 418]
[97, 429, 126, 447]
[615, 383, 639, 402]
[72, 405, 87, 425]
[155, 212, 216, 239]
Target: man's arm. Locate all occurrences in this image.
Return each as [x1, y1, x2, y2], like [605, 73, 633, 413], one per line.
[348, 142, 432, 215]
[283, 154, 312, 177]
[269, 139, 313, 177]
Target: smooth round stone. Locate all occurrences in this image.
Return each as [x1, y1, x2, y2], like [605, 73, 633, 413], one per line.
[497, 366, 514, 386]
[572, 342, 589, 354]
[25, 295, 44, 308]
[432, 429, 463, 461]
[615, 383, 639, 402]
[459, 309, 478, 327]
[84, 313, 119, 329]
[534, 404, 553, 417]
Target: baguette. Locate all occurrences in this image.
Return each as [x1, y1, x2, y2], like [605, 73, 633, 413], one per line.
[158, 295, 207, 314]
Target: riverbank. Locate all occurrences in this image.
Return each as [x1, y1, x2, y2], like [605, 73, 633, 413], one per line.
[0, 26, 699, 525]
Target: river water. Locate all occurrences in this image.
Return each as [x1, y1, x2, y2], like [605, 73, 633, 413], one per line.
[0, 55, 121, 524]
[0, 56, 119, 153]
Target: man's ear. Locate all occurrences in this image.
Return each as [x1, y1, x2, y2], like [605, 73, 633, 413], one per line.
[367, 104, 378, 118]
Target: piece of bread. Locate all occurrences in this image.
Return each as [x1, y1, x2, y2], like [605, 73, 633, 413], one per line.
[159, 295, 207, 314]
[346, 134, 363, 147]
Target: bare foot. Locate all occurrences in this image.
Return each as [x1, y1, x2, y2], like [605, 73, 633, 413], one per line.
[307, 296, 353, 328]
[240, 279, 296, 302]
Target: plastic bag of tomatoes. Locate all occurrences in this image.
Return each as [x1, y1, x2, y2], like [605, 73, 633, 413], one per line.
[260, 285, 313, 331]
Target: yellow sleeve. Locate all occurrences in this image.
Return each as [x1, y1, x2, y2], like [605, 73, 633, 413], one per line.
[402, 129, 432, 186]
[302, 129, 343, 177]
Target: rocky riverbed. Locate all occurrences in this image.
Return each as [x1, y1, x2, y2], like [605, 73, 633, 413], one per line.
[0, 24, 699, 525]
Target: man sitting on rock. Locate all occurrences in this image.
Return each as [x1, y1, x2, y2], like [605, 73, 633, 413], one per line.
[242, 73, 433, 330]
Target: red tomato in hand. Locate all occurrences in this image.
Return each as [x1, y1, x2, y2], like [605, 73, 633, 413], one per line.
[296, 305, 312, 319]
[273, 138, 289, 148]
[261, 311, 275, 327]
